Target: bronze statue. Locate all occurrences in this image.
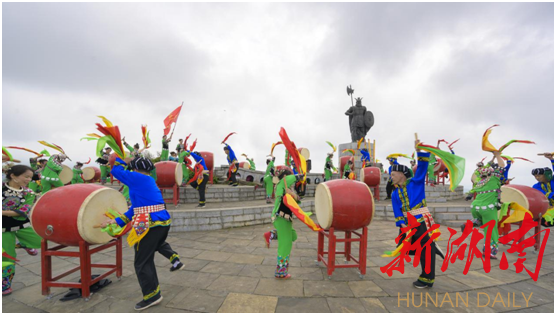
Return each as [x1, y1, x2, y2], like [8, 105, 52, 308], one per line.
[345, 85, 374, 142]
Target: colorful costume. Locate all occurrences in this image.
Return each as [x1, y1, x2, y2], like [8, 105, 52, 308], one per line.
[386, 158, 399, 199]
[224, 143, 239, 186]
[391, 152, 442, 287]
[360, 149, 371, 168]
[160, 138, 170, 162]
[2, 183, 42, 294]
[271, 174, 298, 278]
[427, 154, 437, 184]
[40, 155, 65, 193]
[96, 150, 111, 185]
[324, 155, 336, 181]
[71, 167, 84, 184]
[111, 159, 182, 306]
[178, 151, 192, 185]
[247, 158, 256, 170]
[467, 166, 504, 257]
[188, 152, 209, 207]
[532, 160, 554, 227]
[263, 158, 276, 203]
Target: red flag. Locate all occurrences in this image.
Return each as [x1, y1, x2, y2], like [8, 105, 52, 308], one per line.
[163, 104, 183, 135]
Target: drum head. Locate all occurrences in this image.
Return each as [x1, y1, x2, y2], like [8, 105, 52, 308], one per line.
[174, 163, 184, 185]
[471, 173, 478, 184]
[298, 148, 310, 160]
[77, 187, 128, 244]
[272, 176, 279, 185]
[82, 167, 95, 181]
[434, 159, 445, 172]
[359, 168, 365, 182]
[59, 165, 73, 184]
[315, 183, 333, 229]
[500, 186, 529, 209]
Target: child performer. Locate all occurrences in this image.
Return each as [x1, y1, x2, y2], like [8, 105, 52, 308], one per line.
[2, 165, 42, 295]
[390, 139, 443, 288]
[160, 134, 173, 162]
[532, 153, 554, 227]
[101, 156, 184, 311]
[324, 153, 337, 182]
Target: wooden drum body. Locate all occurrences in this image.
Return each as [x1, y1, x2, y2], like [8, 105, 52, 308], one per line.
[31, 184, 128, 246]
[59, 165, 73, 185]
[315, 180, 375, 231]
[340, 156, 352, 174]
[154, 161, 183, 187]
[108, 153, 118, 167]
[239, 162, 251, 169]
[82, 166, 101, 183]
[433, 159, 446, 175]
[501, 184, 549, 220]
[199, 151, 214, 171]
[359, 167, 381, 187]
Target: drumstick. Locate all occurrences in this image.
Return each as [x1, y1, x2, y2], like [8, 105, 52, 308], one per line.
[93, 224, 103, 228]
[414, 133, 419, 140]
[537, 152, 554, 156]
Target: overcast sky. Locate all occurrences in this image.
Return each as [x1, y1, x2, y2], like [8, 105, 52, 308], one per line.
[2, 2, 554, 191]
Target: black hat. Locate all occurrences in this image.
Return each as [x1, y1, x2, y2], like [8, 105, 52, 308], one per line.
[130, 157, 154, 172]
[532, 168, 546, 175]
[391, 164, 412, 178]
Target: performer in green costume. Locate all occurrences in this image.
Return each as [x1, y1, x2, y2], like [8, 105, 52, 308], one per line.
[247, 158, 256, 170]
[28, 158, 46, 194]
[324, 153, 337, 182]
[178, 151, 193, 186]
[41, 154, 68, 193]
[427, 153, 437, 185]
[264, 169, 299, 279]
[2, 165, 42, 295]
[160, 134, 173, 162]
[263, 157, 276, 203]
[71, 162, 84, 184]
[464, 151, 505, 259]
[97, 147, 112, 185]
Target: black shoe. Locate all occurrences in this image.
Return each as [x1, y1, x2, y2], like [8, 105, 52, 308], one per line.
[196, 204, 206, 208]
[135, 296, 163, 311]
[413, 280, 433, 289]
[170, 262, 185, 272]
[232, 183, 239, 187]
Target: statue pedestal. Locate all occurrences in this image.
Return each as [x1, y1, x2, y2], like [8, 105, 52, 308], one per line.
[337, 142, 381, 178]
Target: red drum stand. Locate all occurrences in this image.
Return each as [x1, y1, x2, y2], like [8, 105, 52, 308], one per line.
[160, 184, 180, 206]
[317, 227, 368, 279]
[41, 237, 123, 300]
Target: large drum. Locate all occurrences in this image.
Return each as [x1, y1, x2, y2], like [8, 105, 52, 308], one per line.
[59, 165, 73, 185]
[199, 151, 214, 171]
[315, 180, 375, 231]
[31, 184, 128, 246]
[500, 184, 549, 220]
[359, 167, 381, 187]
[154, 161, 183, 187]
[434, 159, 446, 175]
[272, 165, 293, 184]
[82, 166, 101, 183]
[239, 161, 251, 169]
[298, 147, 310, 160]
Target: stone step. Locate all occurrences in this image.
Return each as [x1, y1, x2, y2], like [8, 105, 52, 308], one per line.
[443, 220, 469, 228]
[435, 212, 473, 222]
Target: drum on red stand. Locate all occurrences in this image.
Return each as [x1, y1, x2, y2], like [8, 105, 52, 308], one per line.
[359, 167, 381, 187]
[239, 161, 250, 169]
[154, 161, 183, 187]
[59, 165, 73, 185]
[315, 179, 375, 231]
[82, 166, 101, 183]
[434, 159, 446, 175]
[31, 184, 128, 246]
[499, 184, 550, 234]
[340, 156, 353, 175]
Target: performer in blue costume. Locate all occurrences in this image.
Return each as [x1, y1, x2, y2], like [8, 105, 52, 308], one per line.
[532, 153, 554, 227]
[223, 143, 239, 186]
[360, 149, 372, 168]
[101, 156, 184, 311]
[390, 139, 443, 289]
[185, 151, 209, 208]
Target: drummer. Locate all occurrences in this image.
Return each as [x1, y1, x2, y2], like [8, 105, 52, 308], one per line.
[532, 153, 554, 227]
[389, 139, 443, 289]
[71, 162, 85, 184]
[324, 153, 337, 182]
[41, 153, 68, 193]
[223, 143, 240, 186]
[343, 159, 354, 179]
[2, 165, 42, 296]
[97, 147, 112, 185]
[385, 157, 398, 200]
[464, 150, 506, 258]
[160, 134, 173, 162]
[101, 156, 184, 311]
[263, 168, 299, 279]
[263, 156, 276, 204]
[184, 151, 209, 208]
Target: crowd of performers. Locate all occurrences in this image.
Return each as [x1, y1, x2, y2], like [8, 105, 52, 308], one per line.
[2, 118, 554, 309]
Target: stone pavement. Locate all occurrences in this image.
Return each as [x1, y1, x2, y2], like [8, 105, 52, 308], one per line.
[2, 219, 554, 313]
